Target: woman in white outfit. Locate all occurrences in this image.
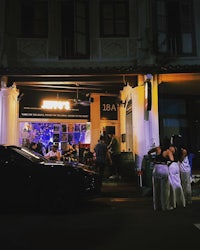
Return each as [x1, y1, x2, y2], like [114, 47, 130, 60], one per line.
[179, 155, 192, 205]
[168, 143, 186, 209]
[171, 134, 192, 205]
[148, 143, 173, 211]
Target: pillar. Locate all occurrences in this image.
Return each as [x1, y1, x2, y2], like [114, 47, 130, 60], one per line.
[0, 81, 19, 145]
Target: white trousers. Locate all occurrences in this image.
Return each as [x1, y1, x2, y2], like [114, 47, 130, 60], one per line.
[179, 156, 192, 205]
[180, 171, 192, 205]
[152, 164, 170, 211]
[168, 162, 186, 208]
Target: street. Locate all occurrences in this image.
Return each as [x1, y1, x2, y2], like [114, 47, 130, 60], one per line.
[0, 181, 200, 250]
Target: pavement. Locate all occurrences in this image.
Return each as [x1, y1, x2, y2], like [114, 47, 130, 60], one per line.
[101, 167, 200, 199]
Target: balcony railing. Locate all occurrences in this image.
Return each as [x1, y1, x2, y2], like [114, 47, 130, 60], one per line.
[17, 38, 48, 59]
[169, 36, 179, 56]
[17, 37, 138, 62]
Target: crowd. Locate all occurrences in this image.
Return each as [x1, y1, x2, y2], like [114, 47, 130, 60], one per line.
[28, 141, 79, 162]
[25, 132, 120, 187]
[34, 133, 119, 183]
[26, 132, 192, 212]
[148, 134, 192, 211]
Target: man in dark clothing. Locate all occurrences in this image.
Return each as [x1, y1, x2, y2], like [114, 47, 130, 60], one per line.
[94, 136, 108, 186]
[107, 133, 121, 179]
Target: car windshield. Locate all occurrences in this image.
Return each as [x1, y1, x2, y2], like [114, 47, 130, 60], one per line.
[12, 147, 49, 163]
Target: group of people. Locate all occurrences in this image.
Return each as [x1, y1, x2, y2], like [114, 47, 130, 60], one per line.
[94, 133, 120, 186]
[28, 133, 120, 186]
[148, 134, 192, 211]
[29, 141, 61, 161]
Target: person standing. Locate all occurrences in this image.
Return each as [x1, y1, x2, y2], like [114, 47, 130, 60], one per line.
[168, 140, 186, 209]
[148, 141, 173, 211]
[107, 133, 121, 180]
[179, 154, 192, 205]
[170, 134, 192, 205]
[94, 136, 108, 186]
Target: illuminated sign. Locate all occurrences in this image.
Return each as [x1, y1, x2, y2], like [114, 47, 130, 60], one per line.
[100, 96, 118, 120]
[41, 100, 70, 110]
[19, 90, 90, 119]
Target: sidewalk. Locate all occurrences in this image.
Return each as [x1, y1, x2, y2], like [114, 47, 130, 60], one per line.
[101, 170, 200, 199]
[102, 175, 152, 199]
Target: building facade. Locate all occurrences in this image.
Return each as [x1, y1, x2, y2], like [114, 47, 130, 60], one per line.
[1, 0, 200, 169]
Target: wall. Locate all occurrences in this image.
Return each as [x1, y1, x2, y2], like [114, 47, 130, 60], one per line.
[120, 74, 160, 169]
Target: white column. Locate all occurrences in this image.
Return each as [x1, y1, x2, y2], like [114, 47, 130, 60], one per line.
[0, 84, 19, 145]
[132, 74, 160, 169]
[148, 75, 160, 148]
[132, 86, 146, 169]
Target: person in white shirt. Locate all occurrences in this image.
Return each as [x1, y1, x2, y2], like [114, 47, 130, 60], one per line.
[45, 144, 61, 161]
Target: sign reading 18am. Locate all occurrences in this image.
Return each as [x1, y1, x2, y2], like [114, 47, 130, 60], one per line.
[100, 96, 118, 120]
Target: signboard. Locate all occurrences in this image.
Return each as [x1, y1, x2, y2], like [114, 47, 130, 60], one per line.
[19, 90, 90, 120]
[100, 96, 118, 120]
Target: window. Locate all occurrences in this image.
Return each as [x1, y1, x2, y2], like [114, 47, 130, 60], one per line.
[61, 0, 89, 59]
[100, 0, 129, 37]
[159, 97, 188, 145]
[21, 1, 48, 38]
[159, 99, 186, 115]
[155, 0, 168, 53]
[154, 0, 195, 56]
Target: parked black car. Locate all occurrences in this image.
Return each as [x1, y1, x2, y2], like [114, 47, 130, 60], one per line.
[0, 145, 101, 212]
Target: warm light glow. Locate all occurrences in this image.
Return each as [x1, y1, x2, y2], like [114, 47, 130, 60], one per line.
[144, 80, 152, 111]
[145, 81, 148, 99]
[22, 148, 40, 159]
[41, 100, 70, 110]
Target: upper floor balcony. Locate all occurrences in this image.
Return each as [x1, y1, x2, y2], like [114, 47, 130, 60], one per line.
[16, 36, 139, 67]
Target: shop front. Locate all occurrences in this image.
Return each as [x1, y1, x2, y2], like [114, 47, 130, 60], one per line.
[18, 89, 91, 160]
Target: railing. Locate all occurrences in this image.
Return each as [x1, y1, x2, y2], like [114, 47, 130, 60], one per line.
[17, 38, 48, 59]
[17, 37, 139, 61]
[169, 36, 179, 56]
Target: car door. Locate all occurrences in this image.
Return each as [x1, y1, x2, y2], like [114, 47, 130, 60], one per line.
[0, 147, 36, 207]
